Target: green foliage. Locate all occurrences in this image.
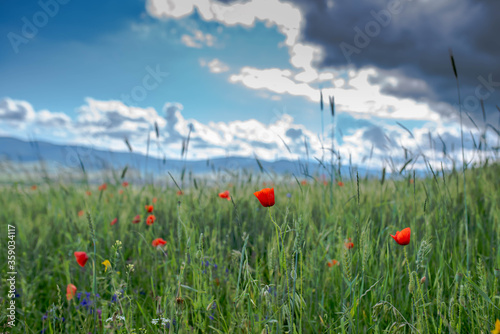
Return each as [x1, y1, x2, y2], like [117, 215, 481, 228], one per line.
[0, 163, 499, 333]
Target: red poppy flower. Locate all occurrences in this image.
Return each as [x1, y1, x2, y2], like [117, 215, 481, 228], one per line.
[390, 227, 411, 246]
[344, 238, 354, 249]
[31, 185, 37, 190]
[327, 259, 339, 267]
[253, 188, 275, 207]
[323, 181, 329, 186]
[146, 214, 156, 226]
[218, 190, 231, 201]
[152, 238, 167, 247]
[118, 189, 124, 195]
[177, 190, 183, 195]
[145, 205, 154, 213]
[337, 181, 344, 187]
[74, 251, 89, 267]
[110, 218, 118, 226]
[85, 190, 92, 196]
[66, 284, 77, 301]
[301, 180, 307, 185]
[78, 210, 84, 217]
[98, 183, 107, 191]
[152, 197, 157, 203]
[132, 214, 141, 224]
[122, 181, 129, 187]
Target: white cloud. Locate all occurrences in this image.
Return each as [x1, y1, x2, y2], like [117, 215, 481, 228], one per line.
[199, 58, 229, 73]
[35, 109, 72, 127]
[0, 98, 36, 127]
[180, 29, 215, 48]
[146, 0, 302, 47]
[145, 0, 329, 84]
[230, 67, 317, 97]
[3, 96, 496, 172]
[230, 66, 445, 122]
[0, 97, 324, 161]
[143, 0, 468, 131]
[75, 98, 167, 142]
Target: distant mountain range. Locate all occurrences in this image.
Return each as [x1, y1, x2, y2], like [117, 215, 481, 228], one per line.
[0, 136, 365, 177]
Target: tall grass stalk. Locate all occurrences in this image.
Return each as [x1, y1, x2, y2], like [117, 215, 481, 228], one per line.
[449, 49, 470, 272]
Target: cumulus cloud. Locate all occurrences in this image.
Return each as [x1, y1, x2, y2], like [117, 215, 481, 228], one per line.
[156, 104, 323, 160]
[230, 67, 317, 97]
[200, 58, 229, 73]
[180, 29, 216, 48]
[0, 97, 324, 161]
[2, 96, 496, 172]
[75, 98, 166, 141]
[35, 110, 72, 127]
[145, 0, 500, 126]
[230, 66, 445, 122]
[0, 98, 36, 125]
[146, 0, 302, 46]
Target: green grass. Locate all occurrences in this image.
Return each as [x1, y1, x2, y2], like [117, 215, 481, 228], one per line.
[1, 161, 500, 333]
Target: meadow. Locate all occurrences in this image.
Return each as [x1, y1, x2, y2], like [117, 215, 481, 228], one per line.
[0, 158, 499, 333]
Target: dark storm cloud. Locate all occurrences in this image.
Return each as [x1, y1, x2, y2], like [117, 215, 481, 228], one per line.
[290, 0, 500, 124]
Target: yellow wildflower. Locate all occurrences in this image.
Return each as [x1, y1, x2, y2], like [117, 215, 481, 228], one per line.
[101, 259, 111, 272]
[492, 319, 500, 334]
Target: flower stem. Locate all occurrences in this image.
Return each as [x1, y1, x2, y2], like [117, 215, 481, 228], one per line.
[404, 247, 411, 278]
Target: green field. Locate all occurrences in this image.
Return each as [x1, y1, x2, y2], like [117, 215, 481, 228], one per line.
[1, 162, 500, 333]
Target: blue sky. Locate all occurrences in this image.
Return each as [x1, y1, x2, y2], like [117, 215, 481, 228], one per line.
[1, 0, 498, 170]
